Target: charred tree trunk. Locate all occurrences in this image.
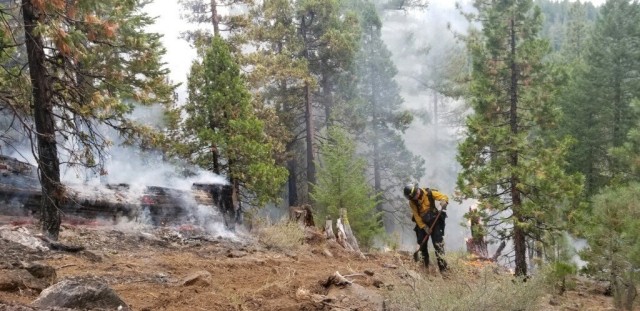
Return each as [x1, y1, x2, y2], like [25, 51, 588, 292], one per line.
[287, 157, 298, 206]
[509, 18, 526, 277]
[304, 80, 315, 191]
[22, 0, 63, 240]
[209, 112, 220, 175]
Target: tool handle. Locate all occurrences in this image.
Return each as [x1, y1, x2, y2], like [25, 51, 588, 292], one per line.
[417, 209, 443, 249]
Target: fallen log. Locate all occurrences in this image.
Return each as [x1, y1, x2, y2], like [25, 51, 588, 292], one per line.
[37, 235, 85, 252]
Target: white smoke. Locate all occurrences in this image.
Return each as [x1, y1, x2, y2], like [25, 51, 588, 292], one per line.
[380, 4, 475, 252]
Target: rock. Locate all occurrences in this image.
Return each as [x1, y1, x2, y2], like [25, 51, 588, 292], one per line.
[32, 278, 129, 311]
[80, 250, 103, 263]
[0, 269, 48, 292]
[0, 302, 74, 310]
[23, 262, 56, 282]
[0, 270, 22, 292]
[364, 269, 374, 276]
[182, 271, 211, 287]
[226, 250, 247, 258]
[548, 295, 560, 306]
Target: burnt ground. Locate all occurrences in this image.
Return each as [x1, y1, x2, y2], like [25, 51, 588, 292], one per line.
[0, 216, 624, 311]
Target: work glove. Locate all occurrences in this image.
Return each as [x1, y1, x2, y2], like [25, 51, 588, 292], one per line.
[440, 201, 449, 211]
[422, 227, 430, 236]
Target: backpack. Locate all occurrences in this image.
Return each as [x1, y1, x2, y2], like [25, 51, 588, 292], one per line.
[411, 188, 437, 223]
[420, 188, 439, 226]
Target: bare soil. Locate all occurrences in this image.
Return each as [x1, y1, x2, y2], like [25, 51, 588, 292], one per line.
[0, 217, 623, 311]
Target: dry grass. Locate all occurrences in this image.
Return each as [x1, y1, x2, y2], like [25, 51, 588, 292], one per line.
[388, 252, 551, 311]
[255, 218, 305, 252]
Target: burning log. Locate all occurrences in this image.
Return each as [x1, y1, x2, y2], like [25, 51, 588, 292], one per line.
[0, 155, 235, 229]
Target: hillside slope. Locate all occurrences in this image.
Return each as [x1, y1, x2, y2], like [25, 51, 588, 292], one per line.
[0, 218, 619, 311]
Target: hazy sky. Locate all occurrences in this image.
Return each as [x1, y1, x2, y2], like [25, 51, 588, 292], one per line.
[145, 0, 607, 98]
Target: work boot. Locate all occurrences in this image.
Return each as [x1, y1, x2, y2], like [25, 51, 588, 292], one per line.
[440, 269, 450, 279]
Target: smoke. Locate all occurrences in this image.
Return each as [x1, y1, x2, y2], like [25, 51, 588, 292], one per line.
[380, 4, 476, 252]
[0, 103, 234, 237]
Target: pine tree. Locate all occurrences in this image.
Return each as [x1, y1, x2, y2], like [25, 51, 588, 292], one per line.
[244, 0, 360, 204]
[177, 36, 288, 217]
[244, 0, 312, 205]
[579, 183, 640, 310]
[9, 0, 175, 239]
[561, 0, 640, 193]
[179, 0, 252, 45]
[0, 3, 30, 148]
[351, 0, 424, 230]
[312, 126, 383, 249]
[457, 0, 582, 276]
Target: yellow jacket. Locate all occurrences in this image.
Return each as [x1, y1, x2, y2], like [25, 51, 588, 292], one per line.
[409, 188, 449, 229]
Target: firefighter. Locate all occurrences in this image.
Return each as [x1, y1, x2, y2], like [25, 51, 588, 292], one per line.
[403, 183, 449, 273]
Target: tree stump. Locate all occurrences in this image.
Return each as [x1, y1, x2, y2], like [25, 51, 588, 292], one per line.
[325, 216, 335, 241]
[289, 204, 315, 227]
[338, 208, 365, 259]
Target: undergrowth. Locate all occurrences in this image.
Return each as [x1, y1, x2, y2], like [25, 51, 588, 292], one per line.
[388, 252, 551, 311]
[255, 218, 305, 252]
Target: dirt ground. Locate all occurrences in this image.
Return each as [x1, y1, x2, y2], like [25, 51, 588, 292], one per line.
[0, 216, 624, 311]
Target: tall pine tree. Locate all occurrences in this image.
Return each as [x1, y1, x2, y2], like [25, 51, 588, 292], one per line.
[9, 0, 174, 239]
[561, 0, 640, 193]
[176, 36, 288, 222]
[351, 0, 424, 231]
[457, 0, 582, 276]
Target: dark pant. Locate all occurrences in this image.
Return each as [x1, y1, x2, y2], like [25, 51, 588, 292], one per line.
[415, 215, 448, 272]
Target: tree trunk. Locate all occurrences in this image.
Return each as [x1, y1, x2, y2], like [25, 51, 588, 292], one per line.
[321, 61, 333, 128]
[287, 157, 298, 206]
[304, 81, 316, 190]
[210, 0, 220, 37]
[324, 216, 335, 240]
[22, 0, 63, 240]
[339, 208, 366, 259]
[300, 15, 315, 200]
[509, 17, 526, 277]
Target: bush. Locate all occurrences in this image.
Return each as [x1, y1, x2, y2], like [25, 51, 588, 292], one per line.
[256, 219, 305, 252]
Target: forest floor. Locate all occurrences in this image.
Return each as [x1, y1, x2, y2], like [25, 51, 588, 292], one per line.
[0, 215, 627, 311]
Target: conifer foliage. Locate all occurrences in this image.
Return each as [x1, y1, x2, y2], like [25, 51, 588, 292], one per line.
[456, 0, 582, 276]
[579, 183, 640, 310]
[2, 0, 174, 239]
[352, 0, 424, 227]
[312, 126, 383, 249]
[176, 36, 288, 212]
